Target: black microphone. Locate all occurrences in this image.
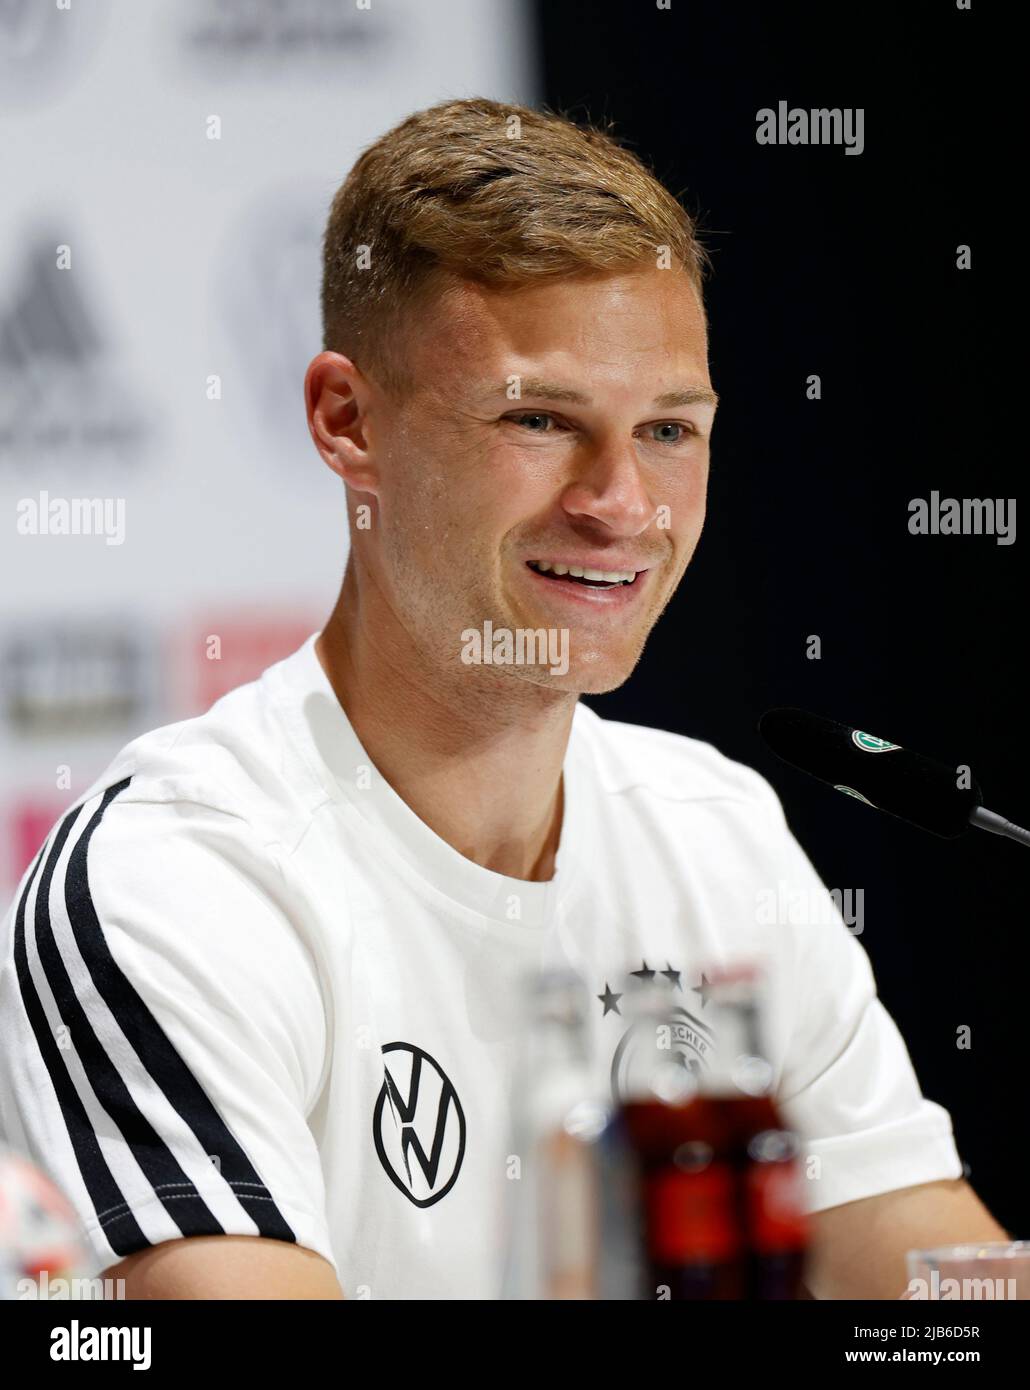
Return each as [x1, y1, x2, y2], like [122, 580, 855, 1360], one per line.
[758, 707, 1030, 846]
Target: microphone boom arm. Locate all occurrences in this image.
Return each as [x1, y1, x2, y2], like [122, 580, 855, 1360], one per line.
[969, 806, 1030, 848]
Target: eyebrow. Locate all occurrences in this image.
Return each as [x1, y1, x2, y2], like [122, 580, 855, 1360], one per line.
[481, 379, 719, 408]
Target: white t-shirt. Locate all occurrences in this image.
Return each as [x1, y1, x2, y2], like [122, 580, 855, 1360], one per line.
[0, 633, 962, 1298]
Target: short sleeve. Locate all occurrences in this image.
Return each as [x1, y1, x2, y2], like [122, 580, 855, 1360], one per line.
[0, 776, 336, 1277]
[753, 777, 964, 1213]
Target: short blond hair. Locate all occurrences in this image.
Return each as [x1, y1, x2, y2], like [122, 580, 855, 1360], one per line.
[320, 97, 709, 396]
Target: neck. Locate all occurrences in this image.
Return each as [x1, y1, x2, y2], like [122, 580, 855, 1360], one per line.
[315, 561, 579, 882]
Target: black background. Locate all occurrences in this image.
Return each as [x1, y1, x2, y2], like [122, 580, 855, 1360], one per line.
[534, 1, 1024, 1237]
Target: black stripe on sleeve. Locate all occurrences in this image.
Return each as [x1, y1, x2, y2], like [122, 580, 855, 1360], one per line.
[14, 820, 150, 1257]
[24, 778, 298, 1249]
[64, 780, 297, 1243]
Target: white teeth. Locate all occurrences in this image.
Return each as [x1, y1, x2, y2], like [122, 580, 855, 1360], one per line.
[531, 561, 637, 584]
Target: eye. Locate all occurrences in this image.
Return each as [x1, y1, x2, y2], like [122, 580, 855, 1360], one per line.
[644, 421, 698, 446]
[504, 411, 563, 433]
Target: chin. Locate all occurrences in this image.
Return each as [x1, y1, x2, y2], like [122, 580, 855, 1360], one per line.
[570, 667, 635, 696]
[534, 651, 641, 696]
[574, 637, 646, 690]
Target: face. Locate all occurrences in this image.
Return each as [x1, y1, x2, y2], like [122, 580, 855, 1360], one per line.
[319, 265, 716, 695]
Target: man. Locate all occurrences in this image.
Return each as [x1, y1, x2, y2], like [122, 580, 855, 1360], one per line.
[0, 98, 1006, 1300]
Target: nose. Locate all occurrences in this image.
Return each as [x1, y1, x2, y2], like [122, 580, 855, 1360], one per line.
[560, 442, 657, 538]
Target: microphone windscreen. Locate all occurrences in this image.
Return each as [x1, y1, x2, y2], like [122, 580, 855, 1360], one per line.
[758, 707, 981, 838]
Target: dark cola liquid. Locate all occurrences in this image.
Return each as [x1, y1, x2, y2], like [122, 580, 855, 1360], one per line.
[621, 1097, 808, 1300]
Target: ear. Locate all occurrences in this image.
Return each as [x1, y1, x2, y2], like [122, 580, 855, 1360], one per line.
[305, 351, 380, 495]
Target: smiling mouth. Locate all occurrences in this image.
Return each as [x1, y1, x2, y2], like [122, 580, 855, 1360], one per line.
[526, 560, 643, 589]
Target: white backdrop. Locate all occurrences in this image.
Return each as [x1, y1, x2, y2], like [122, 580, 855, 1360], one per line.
[0, 0, 535, 893]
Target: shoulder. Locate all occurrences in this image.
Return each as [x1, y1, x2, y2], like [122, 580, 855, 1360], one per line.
[4, 643, 332, 993]
[571, 701, 783, 818]
[61, 646, 325, 860]
[3, 661, 330, 1115]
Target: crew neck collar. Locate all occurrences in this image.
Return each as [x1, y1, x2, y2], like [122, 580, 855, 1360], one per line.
[270, 633, 589, 930]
